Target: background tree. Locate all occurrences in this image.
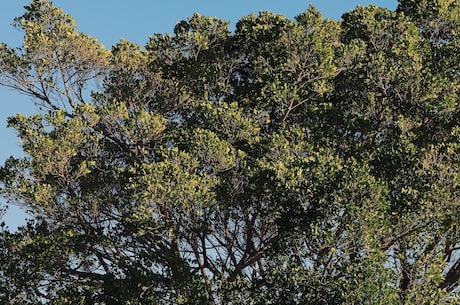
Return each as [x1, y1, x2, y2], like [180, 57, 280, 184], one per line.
[1, 0, 460, 304]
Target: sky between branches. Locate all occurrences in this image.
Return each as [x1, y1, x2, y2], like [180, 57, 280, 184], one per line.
[0, 0, 398, 229]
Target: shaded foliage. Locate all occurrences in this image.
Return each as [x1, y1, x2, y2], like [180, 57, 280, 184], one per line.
[1, 0, 460, 304]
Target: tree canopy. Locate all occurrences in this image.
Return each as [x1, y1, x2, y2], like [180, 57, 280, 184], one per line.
[1, 0, 460, 304]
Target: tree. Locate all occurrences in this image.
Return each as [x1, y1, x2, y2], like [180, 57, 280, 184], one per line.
[335, 4, 460, 302]
[1, 0, 460, 304]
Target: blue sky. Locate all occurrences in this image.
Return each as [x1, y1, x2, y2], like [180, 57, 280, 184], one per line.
[0, 0, 398, 229]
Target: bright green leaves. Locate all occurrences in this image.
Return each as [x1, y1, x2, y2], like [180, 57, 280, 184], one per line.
[398, 0, 460, 47]
[259, 126, 340, 192]
[4, 107, 101, 217]
[173, 13, 231, 51]
[186, 128, 237, 173]
[340, 6, 429, 133]
[1, 0, 109, 112]
[132, 148, 217, 214]
[2, 0, 460, 304]
[338, 4, 458, 158]
[397, 0, 460, 137]
[194, 101, 263, 145]
[0, 43, 27, 75]
[98, 100, 167, 158]
[336, 5, 460, 299]
[106, 40, 159, 109]
[146, 14, 233, 104]
[234, 7, 341, 128]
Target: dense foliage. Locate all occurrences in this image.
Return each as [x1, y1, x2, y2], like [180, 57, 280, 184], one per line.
[1, 0, 460, 304]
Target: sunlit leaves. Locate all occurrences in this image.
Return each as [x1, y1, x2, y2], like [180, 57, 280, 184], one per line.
[1, 0, 460, 304]
[0, 0, 109, 112]
[234, 7, 341, 128]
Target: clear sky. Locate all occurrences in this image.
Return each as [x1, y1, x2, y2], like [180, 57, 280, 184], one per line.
[0, 0, 398, 229]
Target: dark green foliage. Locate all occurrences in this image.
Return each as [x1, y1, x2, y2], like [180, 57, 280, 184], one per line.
[1, 0, 460, 304]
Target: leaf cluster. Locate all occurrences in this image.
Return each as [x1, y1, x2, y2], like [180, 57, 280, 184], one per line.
[1, 0, 460, 304]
